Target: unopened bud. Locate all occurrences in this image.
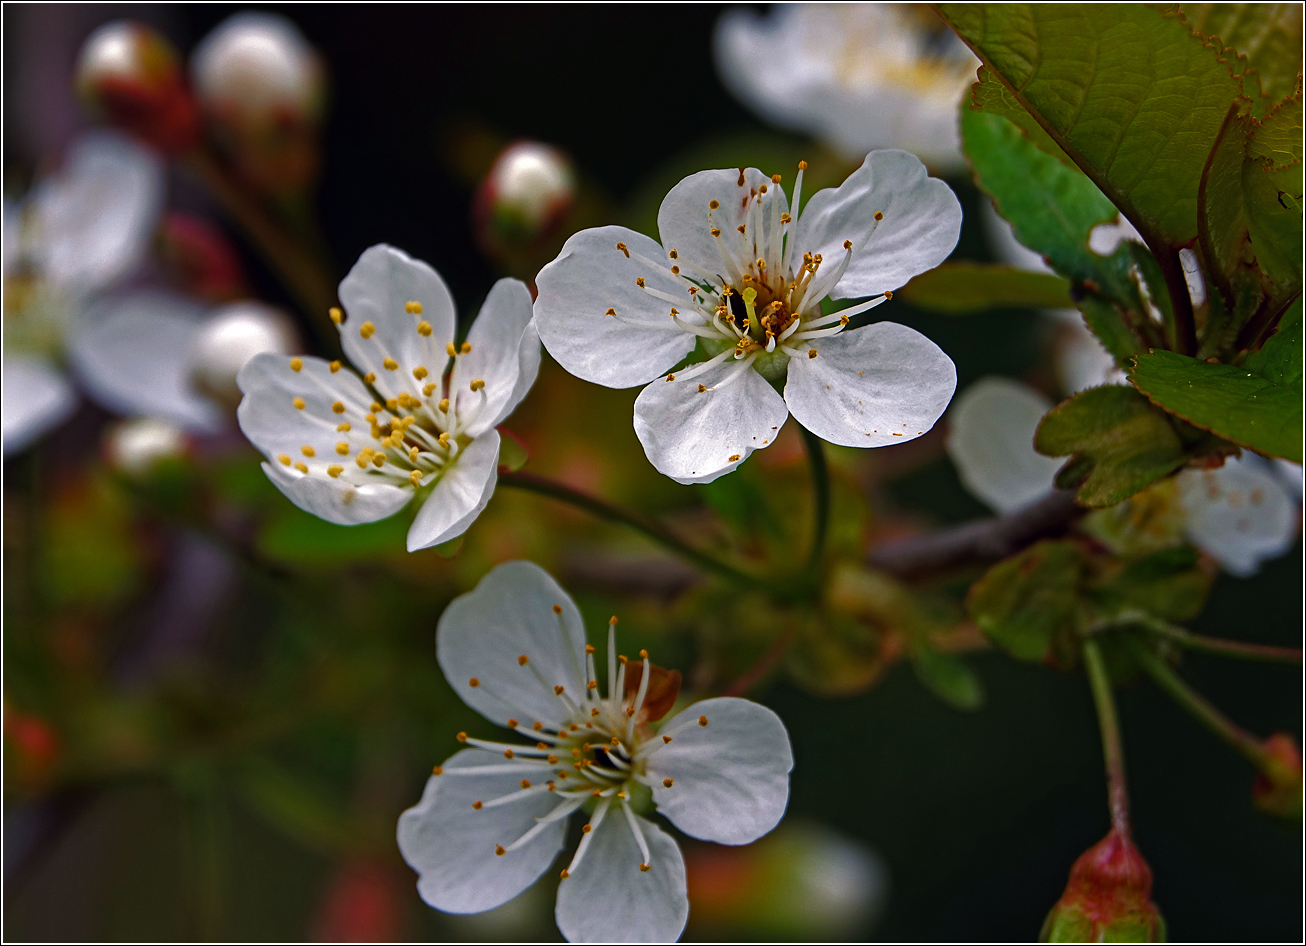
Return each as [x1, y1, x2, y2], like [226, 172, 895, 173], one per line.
[157, 212, 246, 302]
[474, 141, 576, 253]
[1252, 733, 1303, 820]
[191, 13, 326, 196]
[3, 705, 61, 791]
[104, 417, 187, 477]
[75, 21, 199, 153]
[187, 302, 298, 408]
[1040, 829, 1165, 942]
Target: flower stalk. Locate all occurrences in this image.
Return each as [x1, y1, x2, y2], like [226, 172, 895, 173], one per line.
[1132, 616, 1302, 665]
[1082, 637, 1130, 834]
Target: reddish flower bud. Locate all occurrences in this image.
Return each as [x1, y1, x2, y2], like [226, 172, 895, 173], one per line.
[186, 301, 298, 409]
[157, 212, 246, 302]
[311, 859, 403, 942]
[1040, 828, 1166, 942]
[75, 22, 199, 154]
[474, 141, 576, 256]
[3, 705, 61, 789]
[1252, 732, 1303, 820]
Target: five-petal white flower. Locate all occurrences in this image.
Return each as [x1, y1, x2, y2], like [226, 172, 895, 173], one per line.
[398, 560, 794, 943]
[946, 376, 1301, 576]
[714, 4, 978, 170]
[237, 244, 540, 552]
[535, 151, 961, 484]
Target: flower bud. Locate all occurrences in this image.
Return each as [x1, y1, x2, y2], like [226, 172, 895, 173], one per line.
[186, 301, 298, 409]
[474, 141, 576, 253]
[3, 704, 61, 790]
[75, 21, 199, 153]
[104, 417, 187, 477]
[1252, 732, 1303, 820]
[1040, 828, 1165, 942]
[190, 13, 325, 197]
[157, 212, 246, 302]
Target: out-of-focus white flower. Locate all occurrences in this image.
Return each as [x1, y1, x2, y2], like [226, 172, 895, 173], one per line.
[237, 245, 540, 552]
[397, 561, 794, 943]
[186, 301, 298, 409]
[104, 416, 187, 476]
[3, 132, 170, 452]
[191, 13, 324, 124]
[476, 142, 576, 249]
[535, 151, 960, 484]
[714, 4, 977, 170]
[946, 376, 1299, 575]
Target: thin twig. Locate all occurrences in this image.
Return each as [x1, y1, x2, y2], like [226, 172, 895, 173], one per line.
[1137, 617, 1302, 665]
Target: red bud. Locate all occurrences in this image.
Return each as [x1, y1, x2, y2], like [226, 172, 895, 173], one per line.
[1040, 828, 1165, 942]
[158, 212, 246, 301]
[1252, 732, 1303, 820]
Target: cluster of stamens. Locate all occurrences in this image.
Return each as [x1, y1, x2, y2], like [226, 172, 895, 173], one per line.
[437, 611, 705, 877]
[608, 161, 891, 394]
[276, 301, 490, 491]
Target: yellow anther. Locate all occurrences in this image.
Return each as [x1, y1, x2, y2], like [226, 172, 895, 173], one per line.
[508, 718, 519, 728]
[460, 341, 472, 354]
[843, 239, 852, 250]
[560, 869, 569, 879]
[355, 455, 370, 469]
[301, 445, 316, 457]
[294, 462, 308, 474]
[616, 242, 630, 258]
[290, 357, 303, 372]
[336, 442, 350, 455]
[671, 265, 680, 274]
[417, 320, 432, 336]
[363, 372, 376, 384]
[884, 290, 893, 300]
[469, 677, 480, 688]
[663, 778, 674, 788]
[292, 397, 306, 410]
[590, 707, 599, 716]
[370, 402, 383, 413]
[554, 685, 565, 695]
[711, 227, 721, 237]
[698, 384, 706, 393]
[405, 300, 423, 314]
[332, 400, 346, 414]
[798, 159, 808, 170]
[737, 224, 746, 234]
[663, 735, 672, 744]
[504, 748, 515, 759]
[606, 308, 617, 317]
[520, 779, 531, 789]
[729, 453, 741, 462]
[533, 721, 543, 730]
[759, 184, 768, 194]
[619, 655, 628, 665]
[413, 365, 428, 380]
[446, 342, 457, 357]
[640, 864, 651, 873]
[386, 398, 399, 413]
[666, 374, 675, 382]
[709, 199, 719, 209]
[469, 378, 485, 392]
[771, 173, 782, 184]
[472, 801, 483, 810]
[669, 249, 679, 259]
[808, 348, 818, 358]
[329, 306, 344, 324]
[337, 422, 351, 433]
[327, 464, 343, 478]
[781, 212, 792, 223]
[698, 715, 709, 727]
[409, 470, 423, 487]
[552, 604, 562, 615]
[409, 446, 420, 462]
[383, 357, 399, 371]
[626, 707, 635, 718]
[609, 616, 618, 625]
[639, 648, 648, 659]
[585, 644, 596, 654]
[278, 454, 291, 466]
[495, 844, 506, 856]
[874, 210, 884, 221]
[438, 398, 450, 412]
[330, 360, 342, 373]
[636, 277, 646, 288]
[432, 765, 443, 776]
[372, 454, 386, 468]
[588, 680, 598, 690]
[438, 432, 450, 448]
[582, 824, 592, 834]
[359, 321, 376, 338]
[423, 382, 437, 396]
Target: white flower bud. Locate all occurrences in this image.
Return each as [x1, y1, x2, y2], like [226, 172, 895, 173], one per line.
[104, 417, 186, 476]
[191, 13, 324, 124]
[187, 302, 298, 408]
[477, 142, 576, 248]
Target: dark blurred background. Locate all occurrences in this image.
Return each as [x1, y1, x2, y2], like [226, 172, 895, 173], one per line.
[3, 4, 1301, 941]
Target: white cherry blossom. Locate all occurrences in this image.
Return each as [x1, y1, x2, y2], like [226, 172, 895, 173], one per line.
[535, 151, 960, 484]
[946, 376, 1300, 576]
[237, 245, 540, 552]
[714, 3, 978, 170]
[398, 561, 793, 942]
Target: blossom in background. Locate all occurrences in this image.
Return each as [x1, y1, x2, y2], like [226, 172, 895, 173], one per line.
[238, 245, 540, 552]
[398, 561, 794, 942]
[714, 4, 978, 171]
[534, 151, 960, 484]
[946, 376, 1300, 576]
[3, 131, 162, 452]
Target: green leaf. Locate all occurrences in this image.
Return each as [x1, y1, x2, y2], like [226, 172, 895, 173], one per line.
[967, 540, 1085, 662]
[1243, 89, 1304, 296]
[969, 66, 1076, 167]
[1128, 349, 1303, 461]
[910, 646, 984, 711]
[1243, 296, 1303, 388]
[960, 107, 1148, 360]
[258, 506, 410, 565]
[1197, 103, 1259, 311]
[1035, 385, 1188, 506]
[941, 3, 1245, 248]
[897, 262, 1072, 314]
[1181, 3, 1303, 104]
[1094, 546, 1213, 622]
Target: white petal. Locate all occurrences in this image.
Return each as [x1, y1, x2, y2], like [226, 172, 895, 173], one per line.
[713, 7, 813, 130]
[796, 150, 961, 298]
[457, 279, 540, 435]
[646, 696, 793, 846]
[436, 560, 589, 731]
[337, 244, 456, 401]
[783, 321, 956, 448]
[236, 350, 377, 462]
[945, 377, 1062, 514]
[406, 430, 500, 551]
[1272, 459, 1303, 501]
[656, 166, 787, 285]
[68, 291, 223, 431]
[398, 749, 568, 915]
[32, 131, 162, 294]
[1177, 459, 1297, 577]
[259, 458, 411, 526]
[1, 356, 76, 455]
[534, 225, 695, 388]
[554, 813, 687, 944]
[633, 360, 788, 484]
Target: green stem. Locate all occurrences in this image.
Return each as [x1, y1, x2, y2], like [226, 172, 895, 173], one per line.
[1082, 637, 1131, 834]
[498, 471, 754, 586]
[1121, 634, 1277, 772]
[799, 426, 830, 579]
[1138, 618, 1302, 665]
